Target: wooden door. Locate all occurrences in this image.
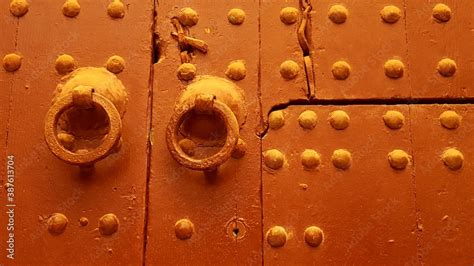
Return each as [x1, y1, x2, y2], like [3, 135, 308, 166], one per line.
[1, 1, 473, 265]
[146, 1, 262, 264]
[1, 0, 151, 264]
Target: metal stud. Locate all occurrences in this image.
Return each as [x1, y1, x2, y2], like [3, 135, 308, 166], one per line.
[439, 110, 461, 129]
[432, 3, 451, 23]
[304, 226, 324, 247]
[175, 219, 194, 240]
[98, 213, 119, 235]
[331, 149, 352, 170]
[266, 226, 287, 247]
[383, 110, 405, 130]
[263, 149, 284, 170]
[47, 213, 68, 235]
[328, 5, 348, 24]
[388, 149, 410, 170]
[442, 148, 464, 170]
[380, 5, 401, 24]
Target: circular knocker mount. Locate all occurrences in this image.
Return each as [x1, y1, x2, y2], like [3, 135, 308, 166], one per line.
[166, 76, 247, 171]
[44, 67, 128, 168]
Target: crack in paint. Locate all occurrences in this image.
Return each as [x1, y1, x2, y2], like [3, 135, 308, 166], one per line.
[257, 0, 264, 263]
[403, 0, 423, 263]
[4, 19, 20, 159]
[258, 96, 474, 139]
[142, 0, 159, 265]
[407, 104, 424, 266]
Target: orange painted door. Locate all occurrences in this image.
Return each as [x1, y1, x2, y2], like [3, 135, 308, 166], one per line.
[1, 0, 473, 265]
[1, 0, 152, 264]
[260, 0, 473, 265]
[0, 5, 17, 263]
[146, 0, 262, 264]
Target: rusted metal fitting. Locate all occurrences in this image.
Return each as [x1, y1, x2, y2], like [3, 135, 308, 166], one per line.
[44, 67, 128, 167]
[194, 94, 216, 114]
[298, 0, 316, 98]
[171, 16, 208, 64]
[166, 76, 246, 171]
[72, 85, 94, 109]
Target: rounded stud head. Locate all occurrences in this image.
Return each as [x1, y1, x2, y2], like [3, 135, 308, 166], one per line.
[106, 55, 125, 74]
[383, 110, 405, 129]
[439, 110, 461, 129]
[107, 0, 125, 18]
[177, 63, 196, 81]
[332, 61, 351, 80]
[384, 59, 405, 79]
[442, 148, 464, 170]
[388, 149, 410, 170]
[99, 213, 119, 235]
[62, 0, 81, 18]
[3, 53, 22, 72]
[231, 138, 247, 159]
[280, 7, 299, 25]
[178, 138, 196, 156]
[228, 8, 245, 25]
[304, 226, 324, 247]
[332, 149, 352, 170]
[380, 5, 401, 24]
[55, 54, 76, 75]
[328, 5, 348, 24]
[10, 0, 29, 17]
[47, 213, 68, 235]
[298, 110, 318, 129]
[268, 110, 285, 130]
[437, 58, 457, 77]
[263, 149, 284, 170]
[79, 217, 89, 226]
[266, 226, 287, 247]
[178, 7, 199, 26]
[225, 60, 246, 81]
[328, 110, 350, 130]
[280, 60, 300, 80]
[175, 219, 194, 240]
[433, 3, 451, 23]
[301, 149, 321, 169]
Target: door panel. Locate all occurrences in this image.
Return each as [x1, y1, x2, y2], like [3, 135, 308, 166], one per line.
[411, 105, 474, 265]
[0, 1, 473, 265]
[1, 1, 152, 264]
[311, 0, 410, 100]
[262, 105, 417, 265]
[0, 3, 19, 261]
[146, 1, 262, 264]
[260, 0, 308, 120]
[0, 2, 18, 176]
[406, 1, 474, 98]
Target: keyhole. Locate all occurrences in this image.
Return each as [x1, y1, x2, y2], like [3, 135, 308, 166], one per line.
[232, 228, 239, 237]
[226, 218, 247, 240]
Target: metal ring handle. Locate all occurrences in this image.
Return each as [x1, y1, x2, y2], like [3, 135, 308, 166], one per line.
[44, 93, 122, 165]
[166, 95, 239, 171]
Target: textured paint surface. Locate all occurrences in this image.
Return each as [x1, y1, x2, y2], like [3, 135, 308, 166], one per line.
[406, 1, 474, 98]
[311, 0, 409, 99]
[262, 105, 417, 265]
[0, 7, 17, 139]
[0, 1, 152, 264]
[146, 0, 262, 264]
[311, 1, 474, 100]
[260, 0, 308, 120]
[0, 4, 18, 262]
[411, 105, 474, 265]
[0, 0, 473, 265]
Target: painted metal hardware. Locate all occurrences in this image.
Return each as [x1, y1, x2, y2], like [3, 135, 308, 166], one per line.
[44, 67, 128, 166]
